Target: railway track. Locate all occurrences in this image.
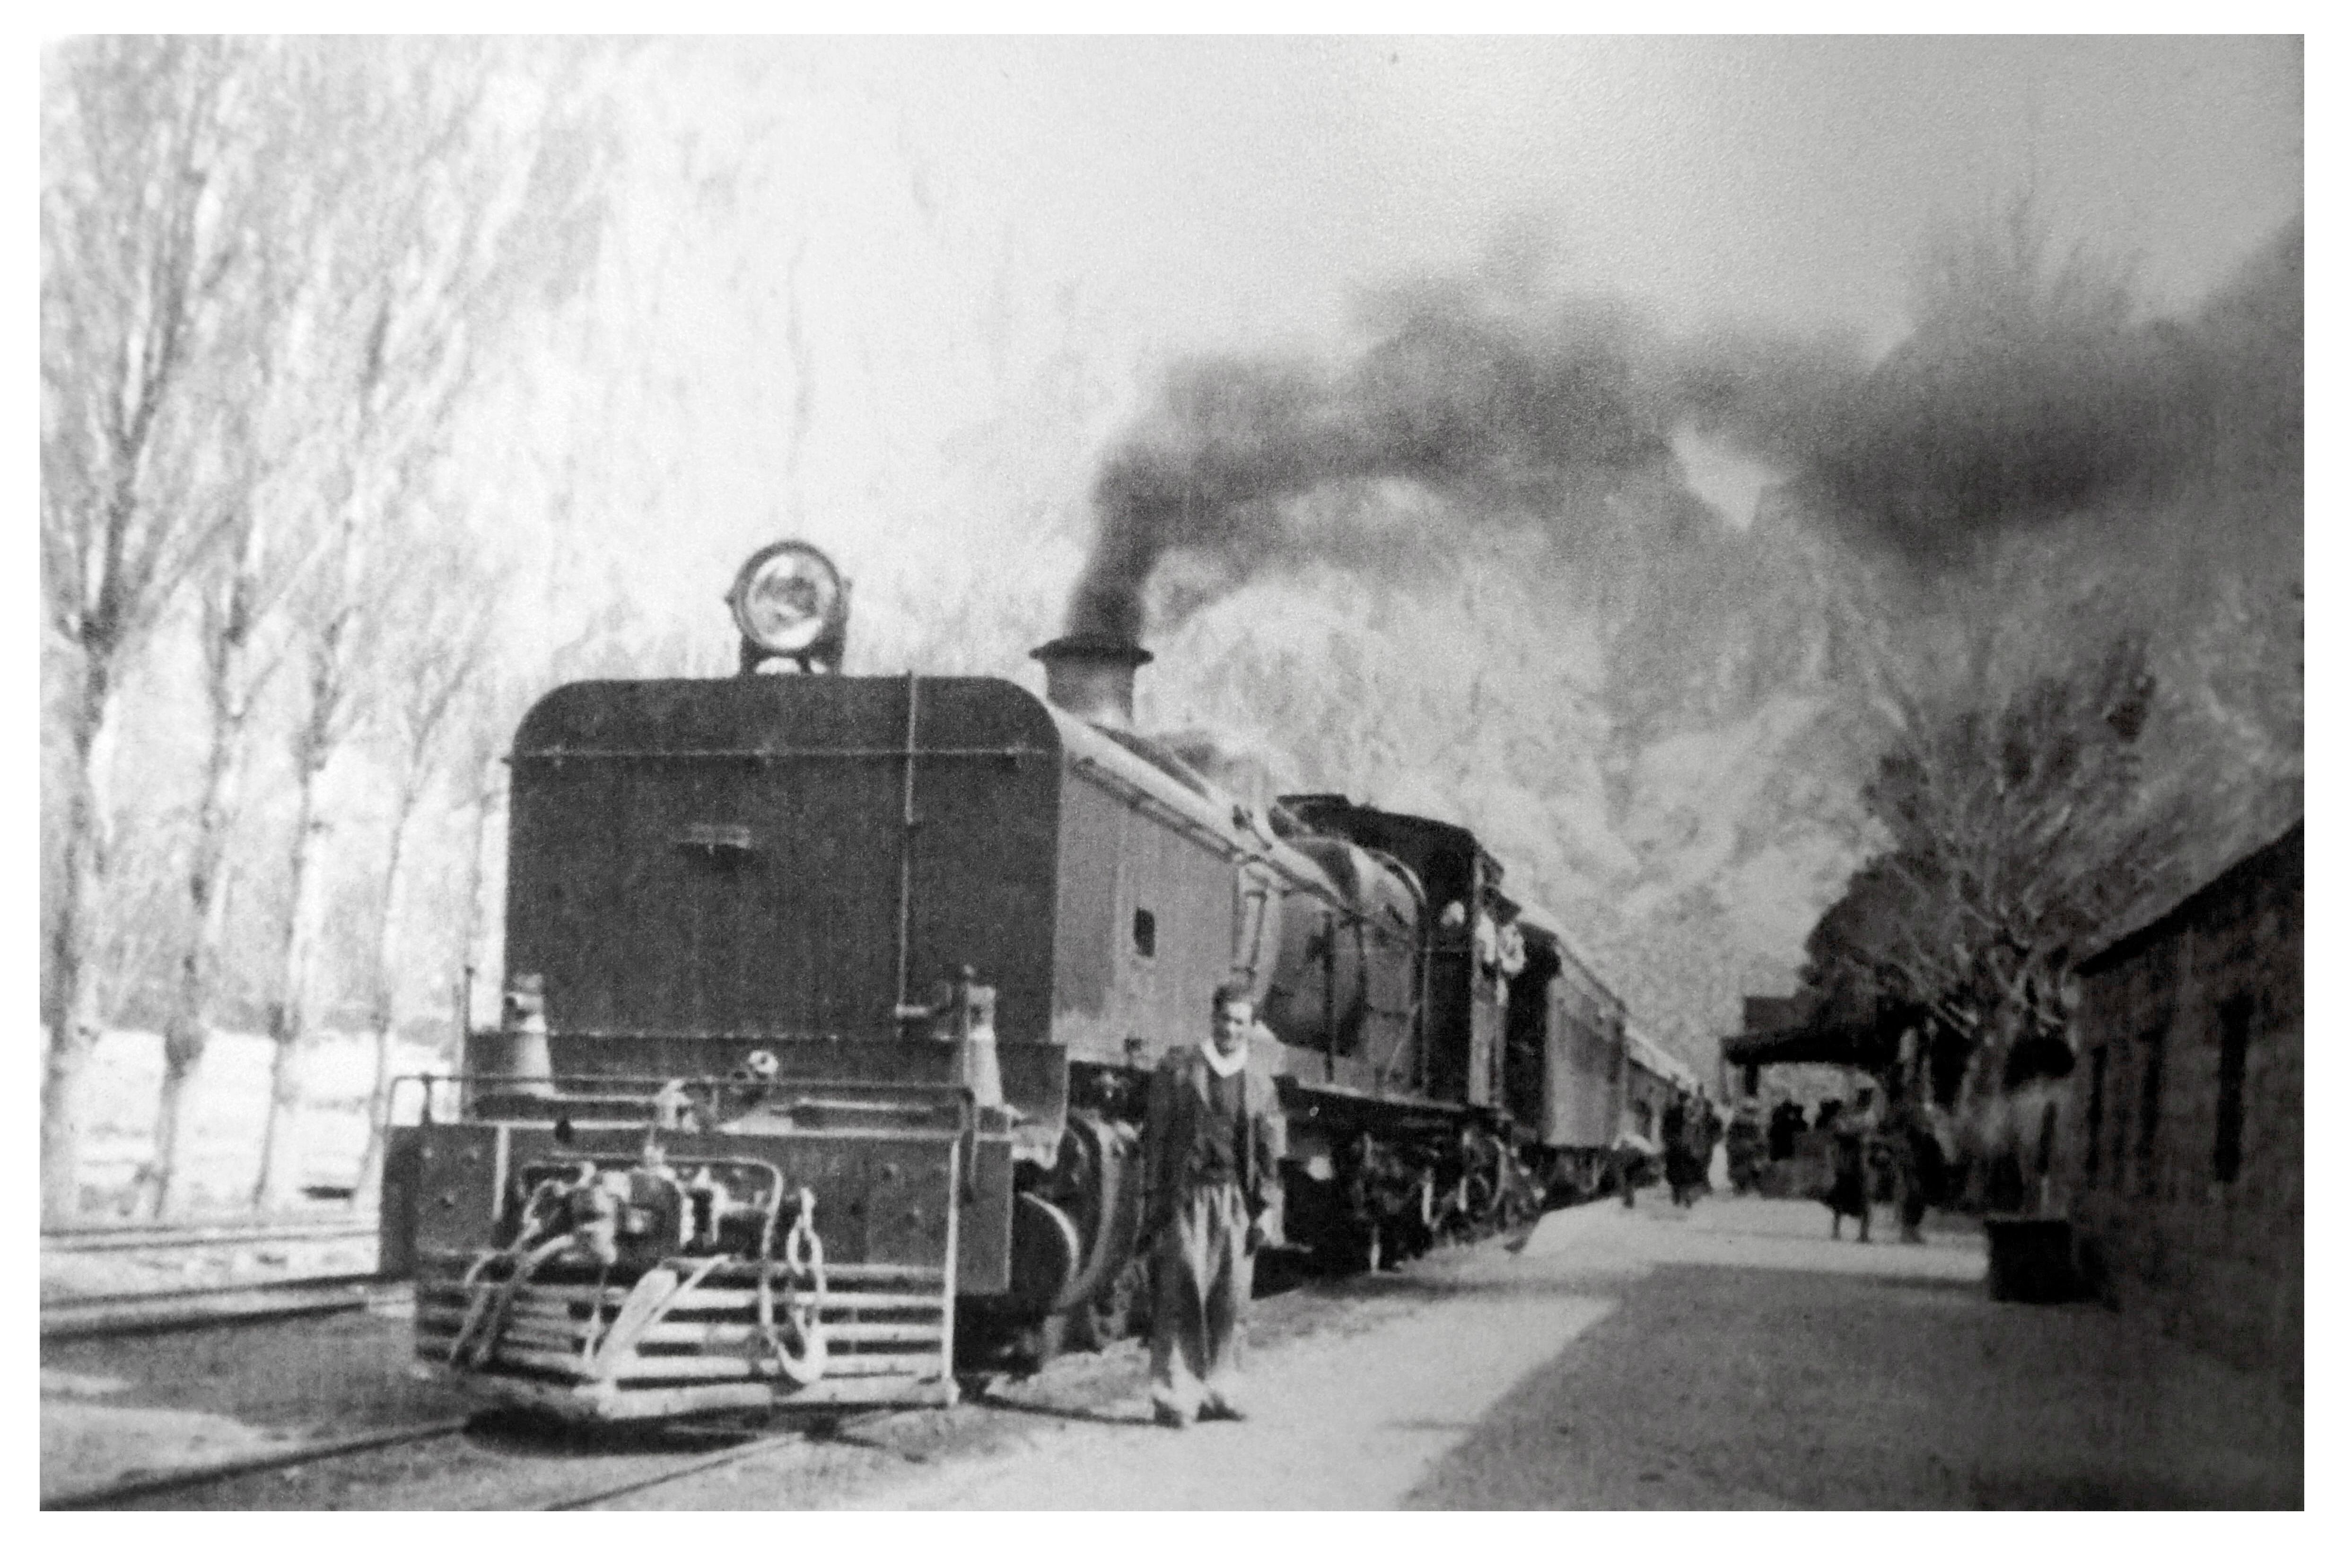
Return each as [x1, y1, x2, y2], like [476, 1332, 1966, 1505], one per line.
[46, 1226, 1518, 1508]
[530, 1415, 890, 1512]
[41, 1273, 409, 1341]
[42, 1417, 473, 1510]
[44, 1405, 893, 1511]
[44, 1213, 391, 1340]
[44, 1218, 378, 1254]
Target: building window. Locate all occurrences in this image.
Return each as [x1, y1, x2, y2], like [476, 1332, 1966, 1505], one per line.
[2083, 1045, 2108, 1185]
[2213, 997, 2253, 1184]
[2135, 1024, 2167, 1197]
[1131, 907, 1156, 959]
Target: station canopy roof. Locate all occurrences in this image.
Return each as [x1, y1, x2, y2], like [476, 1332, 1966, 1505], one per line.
[1719, 1024, 1896, 1071]
[1719, 988, 1901, 1071]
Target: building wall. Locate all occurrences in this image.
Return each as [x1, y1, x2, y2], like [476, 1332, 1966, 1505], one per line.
[2061, 826, 2302, 1383]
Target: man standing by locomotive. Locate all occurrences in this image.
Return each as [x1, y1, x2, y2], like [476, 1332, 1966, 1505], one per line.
[1141, 978, 1283, 1428]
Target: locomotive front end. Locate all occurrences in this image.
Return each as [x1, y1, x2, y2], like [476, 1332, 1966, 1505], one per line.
[383, 542, 1060, 1420]
[395, 1078, 978, 1420]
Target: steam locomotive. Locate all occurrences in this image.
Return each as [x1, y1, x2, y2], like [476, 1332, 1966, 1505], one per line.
[381, 540, 1662, 1422]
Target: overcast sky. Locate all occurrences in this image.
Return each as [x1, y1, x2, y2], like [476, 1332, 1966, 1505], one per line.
[481, 35, 2303, 648]
[848, 35, 2300, 340]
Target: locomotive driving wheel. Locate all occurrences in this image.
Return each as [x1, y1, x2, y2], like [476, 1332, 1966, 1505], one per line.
[1065, 1253, 1146, 1350]
[1450, 1172, 1496, 1239]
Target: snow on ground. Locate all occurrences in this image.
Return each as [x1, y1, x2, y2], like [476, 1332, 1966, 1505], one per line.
[40, 1234, 385, 1302]
[59, 1028, 456, 1220]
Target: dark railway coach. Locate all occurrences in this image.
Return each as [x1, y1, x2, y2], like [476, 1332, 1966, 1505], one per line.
[383, 540, 1635, 1421]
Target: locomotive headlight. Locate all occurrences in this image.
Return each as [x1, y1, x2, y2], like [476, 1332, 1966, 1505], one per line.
[727, 540, 848, 664]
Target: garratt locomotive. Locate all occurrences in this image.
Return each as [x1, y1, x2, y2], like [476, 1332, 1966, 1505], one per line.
[382, 540, 1640, 1421]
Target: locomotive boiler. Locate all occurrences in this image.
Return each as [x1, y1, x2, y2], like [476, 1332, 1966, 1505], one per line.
[381, 540, 1638, 1421]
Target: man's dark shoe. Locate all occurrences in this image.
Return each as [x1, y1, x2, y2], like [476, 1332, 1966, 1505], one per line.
[1200, 1399, 1247, 1422]
[1153, 1404, 1193, 1430]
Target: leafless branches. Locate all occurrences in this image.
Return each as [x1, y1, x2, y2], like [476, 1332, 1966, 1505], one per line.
[1805, 628, 2194, 1098]
[42, 37, 610, 1219]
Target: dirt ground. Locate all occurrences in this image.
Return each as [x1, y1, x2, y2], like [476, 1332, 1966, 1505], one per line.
[40, 1296, 474, 1502]
[1408, 1202, 2302, 1509]
[654, 1195, 2301, 1510]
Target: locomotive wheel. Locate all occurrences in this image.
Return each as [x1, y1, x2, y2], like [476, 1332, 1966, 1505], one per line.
[1496, 1183, 1534, 1232]
[1453, 1174, 1496, 1238]
[1003, 1312, 1066, 1377]
[1066, 1254, 1144, 1350]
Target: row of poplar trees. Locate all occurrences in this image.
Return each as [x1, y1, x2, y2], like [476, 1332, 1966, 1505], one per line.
[40, 38, 612, 1225]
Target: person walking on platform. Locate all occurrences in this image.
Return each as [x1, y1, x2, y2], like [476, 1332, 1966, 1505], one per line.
[1823, 1115, 1872, 1242]
[1661, 1093, 1702, 1207]
[1725, 1101, 1766, 1194]
[1881, 1098, 1943, 1243]
[1696, 1092, 1724, 1195]
[1141, 979, 1283, 1429]
[1611, 1131, 1654, 1207]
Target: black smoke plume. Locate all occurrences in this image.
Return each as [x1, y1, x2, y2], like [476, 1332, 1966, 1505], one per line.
[1064, 211, 2300, 641]
[1685, 212, 2299, 570]
[1067, 286, 1686, 643]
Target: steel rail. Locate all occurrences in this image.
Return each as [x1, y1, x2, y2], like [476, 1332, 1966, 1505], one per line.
[41, 1274, 408, 1341]
[508, 745, 1040, 762]
[41, 1417, 473, 1510]
[50, 1406, 888, 1513]
[532, 1411, 894, 1512]
[44, 1220, 378, 1254]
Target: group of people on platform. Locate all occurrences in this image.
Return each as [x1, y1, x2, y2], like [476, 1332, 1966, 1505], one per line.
[1658, 1090, 1722, 1208]
[1610, 1088, 1722, 1210]
[1135, 983, 1975, 1437]
[1813, 1091, 1949, 1243]
[1611, 1081, 1950, 1245]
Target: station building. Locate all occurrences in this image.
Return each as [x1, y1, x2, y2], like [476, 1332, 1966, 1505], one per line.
[2059, 822, 2303, 1385]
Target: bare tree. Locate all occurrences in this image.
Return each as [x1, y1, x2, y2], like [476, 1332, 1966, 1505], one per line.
[149, 507, 306, 1216]
[245, 515, 379, 1210]
[351, 531, 503, 1206]
[40, 38, 305, 1222]
[1802, 632, 2192, 1106]
[228, 41, 611, 1212]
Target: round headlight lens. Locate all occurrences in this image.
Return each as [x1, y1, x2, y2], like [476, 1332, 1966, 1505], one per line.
[728, 541, 844, 656]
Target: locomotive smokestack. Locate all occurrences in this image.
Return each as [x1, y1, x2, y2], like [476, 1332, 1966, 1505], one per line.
[1031, 635, 1154, 731]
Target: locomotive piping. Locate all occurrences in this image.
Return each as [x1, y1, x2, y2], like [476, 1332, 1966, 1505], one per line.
[892, 672, 920, 1015]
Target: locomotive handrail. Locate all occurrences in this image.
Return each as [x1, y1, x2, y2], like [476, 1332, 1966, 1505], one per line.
[892, 672, 921, 1016]
[1066, 750, 1274, 863]
[387, 1071, 980, 1132]
[414, 1071, 978, 1091]
[519, 1028, 1053, 1045]
[514, 747, 1027, 762]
